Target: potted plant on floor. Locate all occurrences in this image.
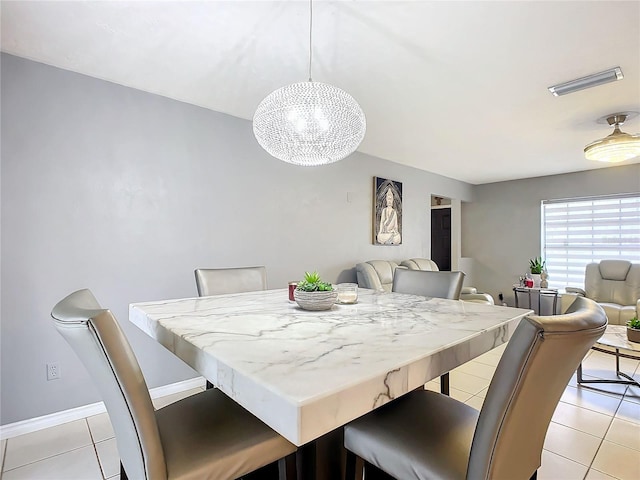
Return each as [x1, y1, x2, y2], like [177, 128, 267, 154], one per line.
[294, 271, 338, 311]
[627, 316, 640, 343]
[529, 257, 546, 288]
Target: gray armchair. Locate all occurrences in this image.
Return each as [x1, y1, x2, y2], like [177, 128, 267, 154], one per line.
[565, 260, 639, 325]
[356, 260, 401, 292]
[400, 258, 494, 305]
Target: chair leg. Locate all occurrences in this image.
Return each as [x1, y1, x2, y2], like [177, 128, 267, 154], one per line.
[120, 461, 128, 480]
[278, 453, 297, 480]
[345, 450, 356, 480]
[345, 450, 364, 480]
[440, 373, 450, 395]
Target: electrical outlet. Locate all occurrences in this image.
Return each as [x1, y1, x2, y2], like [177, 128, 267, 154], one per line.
[47, 362, 60, 381]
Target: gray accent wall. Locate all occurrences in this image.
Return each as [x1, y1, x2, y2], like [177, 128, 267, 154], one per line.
[1, 54, 473, 424]
[462, 164, 640, 306]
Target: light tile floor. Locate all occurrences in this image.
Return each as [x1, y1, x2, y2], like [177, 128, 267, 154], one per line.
[1, 347, 639, 479]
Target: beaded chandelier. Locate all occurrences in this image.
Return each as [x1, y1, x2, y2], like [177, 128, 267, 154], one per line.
[252, 0, 366, 166]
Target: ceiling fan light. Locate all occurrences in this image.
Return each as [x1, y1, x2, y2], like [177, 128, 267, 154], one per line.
[253, 81, 366, 166]
[584, 127, 640, 163]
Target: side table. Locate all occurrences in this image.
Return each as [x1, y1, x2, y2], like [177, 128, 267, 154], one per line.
[513, 285, 558, 316]
[577, 325, 640, 388]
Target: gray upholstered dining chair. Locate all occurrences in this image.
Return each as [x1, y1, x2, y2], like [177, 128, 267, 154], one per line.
[344, 296, 607, 480]
[392, 268, 465, 300]
[51, 289, 296, 480]
[194, 266, 267, 296]
[392, 268, 466, 395]
[195, 266, 268, 390]
[400, 258, 494, 304]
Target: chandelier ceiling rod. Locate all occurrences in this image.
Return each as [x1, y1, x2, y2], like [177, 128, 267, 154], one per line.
[308, 0, 312, 82]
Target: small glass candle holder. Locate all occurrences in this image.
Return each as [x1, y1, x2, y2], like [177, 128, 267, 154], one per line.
[336, 283, 358, 304]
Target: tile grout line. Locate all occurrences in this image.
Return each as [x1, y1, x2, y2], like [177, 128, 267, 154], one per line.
[559, 387, 629, 417]
[1, 444, 93, 474]
[0, 438, 6, 476]
[580, 358, 640, 478]
[581, 382, 628, 480]
[85, 418, 108, 480]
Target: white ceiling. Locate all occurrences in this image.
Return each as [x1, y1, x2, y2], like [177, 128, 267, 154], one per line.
[2, 1, 639, 184]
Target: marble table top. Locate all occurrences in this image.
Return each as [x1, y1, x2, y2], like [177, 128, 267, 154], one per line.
[129, 288, 532, 445]
[596, 325, 640, 353]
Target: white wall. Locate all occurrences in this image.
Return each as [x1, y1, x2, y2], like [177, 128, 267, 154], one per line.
[0, 54, 474, 424]
[462, 164, 640, 306]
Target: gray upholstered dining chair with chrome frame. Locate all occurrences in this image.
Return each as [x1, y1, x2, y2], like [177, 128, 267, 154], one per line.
[195, 265, 267, 390]
[392, 268, 465, 301]
[51, 289, 296, 480]
[400, 258, 494, 304]
[194, 265, 267, 296]
[392, 268, 466, 395]
[343, 296, 607, 480]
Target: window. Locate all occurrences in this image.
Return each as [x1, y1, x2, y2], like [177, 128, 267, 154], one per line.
[542, 193, 640, 290]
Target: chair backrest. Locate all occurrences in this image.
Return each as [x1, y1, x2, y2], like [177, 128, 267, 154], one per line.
[51, 290, 166, 480]
[356, 260, 400, 292]
[194, 266, 267, 296]
[585, 260, 640, 306]
[392, 268, 465, 300]
[399, 258, 440, 271]
[467, 296, 607, 480]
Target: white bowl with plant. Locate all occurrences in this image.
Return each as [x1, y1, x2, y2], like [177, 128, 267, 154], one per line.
[627, 316, 640, 343]
[294, 272, 338, 311]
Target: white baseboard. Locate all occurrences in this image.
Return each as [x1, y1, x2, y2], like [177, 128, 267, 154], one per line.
[0, 377, 205, 440]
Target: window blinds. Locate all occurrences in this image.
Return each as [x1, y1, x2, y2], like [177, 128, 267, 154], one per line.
[542, 193, 640, 290]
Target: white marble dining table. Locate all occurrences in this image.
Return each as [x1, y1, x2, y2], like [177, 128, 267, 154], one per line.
[129, 288, 532, 448]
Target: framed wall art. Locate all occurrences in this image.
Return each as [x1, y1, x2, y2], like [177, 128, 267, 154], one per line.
[373, 177, 402, 245]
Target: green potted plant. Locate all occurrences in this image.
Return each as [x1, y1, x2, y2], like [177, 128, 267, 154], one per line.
[294, 271, 338, 311]
[627, 316, 640, 343]
[529, 257, 546, 288]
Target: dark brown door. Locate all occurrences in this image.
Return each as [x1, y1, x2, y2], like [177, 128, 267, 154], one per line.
[431, 208, 451, 271]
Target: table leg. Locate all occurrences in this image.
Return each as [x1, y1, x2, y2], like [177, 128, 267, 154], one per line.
[529, 290, 535, 315]
[577, 348, 640, 387]
[295, 428, 346, 480]
[296, 443, 316, 480]
[440, 373, 450, 396]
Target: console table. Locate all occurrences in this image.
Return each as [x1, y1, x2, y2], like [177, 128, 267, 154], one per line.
[513, 285, 558, 315]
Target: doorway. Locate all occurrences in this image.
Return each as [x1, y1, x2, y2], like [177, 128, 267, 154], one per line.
[431, 197, 451, 271]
